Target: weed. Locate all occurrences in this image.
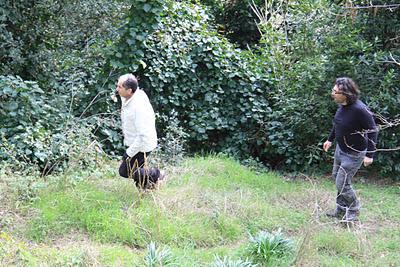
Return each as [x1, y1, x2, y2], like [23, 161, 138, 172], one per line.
[0, 232, 35, 265]
[212, 256, 256, 267]
[246, 229, 294, 266]
[144, 242, 176, 267]
[152, 110, 189, 168]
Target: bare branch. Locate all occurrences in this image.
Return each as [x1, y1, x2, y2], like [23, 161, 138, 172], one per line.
[377, 52, 400, 67]
[343, 111, 400, 153]
[344, 4, 400, 10]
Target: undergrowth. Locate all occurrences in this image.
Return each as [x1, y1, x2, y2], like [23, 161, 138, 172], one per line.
[0, 155, 399, 266]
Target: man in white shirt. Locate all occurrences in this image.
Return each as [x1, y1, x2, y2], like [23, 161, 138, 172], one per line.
[116, 74, 162, 189]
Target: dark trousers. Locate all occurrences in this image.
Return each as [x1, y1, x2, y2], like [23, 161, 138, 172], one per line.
[119, 151, 160, 188]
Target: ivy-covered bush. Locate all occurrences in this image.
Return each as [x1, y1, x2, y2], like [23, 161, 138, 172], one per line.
[108, 0, 273, 159]
[106, 0, 399, 179]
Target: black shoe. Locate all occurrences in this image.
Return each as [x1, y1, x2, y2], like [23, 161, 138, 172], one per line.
[326, 208, 345, 219]
[158, 170, 166, 181]
[344, 211, 360, 222]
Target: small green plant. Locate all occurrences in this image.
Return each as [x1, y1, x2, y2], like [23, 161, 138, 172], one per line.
[241, 157, 268, 174]
[144, 242, 176, 267]
[0, 232, 34, 265]
[66, 249, 92, 267]
[212, 256, 256, 267]
[12, 175, 46, 203]
[246, 229, 294, 265]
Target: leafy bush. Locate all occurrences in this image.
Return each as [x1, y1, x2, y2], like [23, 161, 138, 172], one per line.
[0, 75, 57, 166]
[150, 110, 189, 167]
[108, 0, 272, 160]
[1, 0, 127, 158]
[0, 75, 104, 173]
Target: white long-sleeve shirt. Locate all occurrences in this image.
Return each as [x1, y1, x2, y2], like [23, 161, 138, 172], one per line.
[121, 89, 157, 157]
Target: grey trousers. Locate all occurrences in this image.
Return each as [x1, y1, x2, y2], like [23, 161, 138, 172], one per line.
[332, 146, 366, 213]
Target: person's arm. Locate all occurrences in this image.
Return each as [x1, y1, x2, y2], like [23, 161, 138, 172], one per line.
[126, 97, 156, 157]
[328, 126, 335, 142]
[324, 125, 335, 152]
[359, 106, 378, 166]
[126, 108, 147, 157]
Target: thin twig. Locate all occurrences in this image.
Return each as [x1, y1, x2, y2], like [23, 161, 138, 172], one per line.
[344, 4, 400, 10]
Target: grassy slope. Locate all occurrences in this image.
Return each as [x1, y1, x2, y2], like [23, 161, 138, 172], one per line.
[1, 156, 399, 266]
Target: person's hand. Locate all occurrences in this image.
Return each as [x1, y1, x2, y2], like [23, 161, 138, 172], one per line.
[323, 140, 332, 152]
[122, 152, 131, 162]
[363, 156, 373, 167]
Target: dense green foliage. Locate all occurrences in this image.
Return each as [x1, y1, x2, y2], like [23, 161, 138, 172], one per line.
[1, 0, 399, 178]
[107, 0, 399, 177]
[194, 0, 263, 47]
[0, 75, 98, 173]
[0, 0, 127, 170]
[260, 0, 400, 174]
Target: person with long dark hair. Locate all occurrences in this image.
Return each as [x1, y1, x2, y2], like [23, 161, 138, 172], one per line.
[323, 77, 378, 222]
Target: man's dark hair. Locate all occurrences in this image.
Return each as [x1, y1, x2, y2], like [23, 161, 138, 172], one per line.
[123, 76, 138, 93]
[335, 77, 360, 104]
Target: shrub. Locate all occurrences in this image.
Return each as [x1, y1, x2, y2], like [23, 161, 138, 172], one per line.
[151, 110, 189, 167]
[253, 0, 400, 177]
[0, 75, 104, 174]
[108, 0, 272, 161]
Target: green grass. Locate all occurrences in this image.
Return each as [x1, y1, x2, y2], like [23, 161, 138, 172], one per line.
[1, 155, 399, 266]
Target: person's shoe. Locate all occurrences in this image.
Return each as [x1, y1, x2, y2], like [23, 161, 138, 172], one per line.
[158, 170, 167, 182]
[344, 211, 360, 222]
[326, 208, 345, 219]
[158, 170, 167, 181]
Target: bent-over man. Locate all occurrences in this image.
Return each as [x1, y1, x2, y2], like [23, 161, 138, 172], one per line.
[116, 74, 162, 189]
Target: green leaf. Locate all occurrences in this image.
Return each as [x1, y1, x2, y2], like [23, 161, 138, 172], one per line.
[143, 4, 151, 12]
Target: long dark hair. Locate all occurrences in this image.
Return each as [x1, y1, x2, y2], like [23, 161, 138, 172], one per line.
[335, 77, 360, 105]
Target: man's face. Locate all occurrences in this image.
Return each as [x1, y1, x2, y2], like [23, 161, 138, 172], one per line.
[331, 85, 347, 105]
[116, 78, 130, 98]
